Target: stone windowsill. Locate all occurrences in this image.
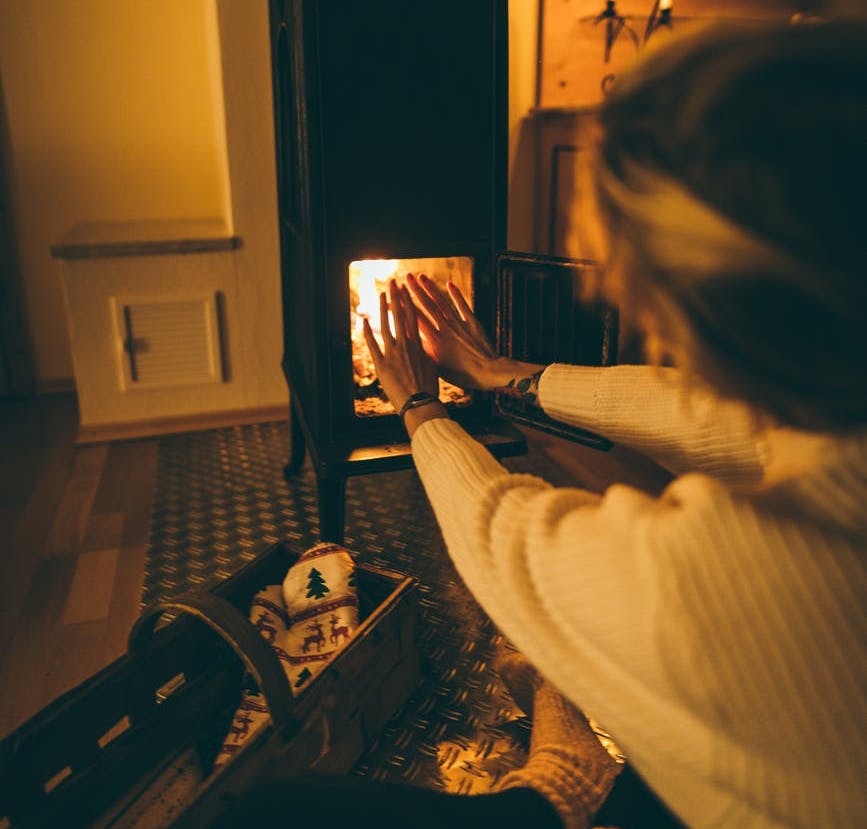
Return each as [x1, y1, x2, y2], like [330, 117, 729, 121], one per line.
[51, 218, 241, 260]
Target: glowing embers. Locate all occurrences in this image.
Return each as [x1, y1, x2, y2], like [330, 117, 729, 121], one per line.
[349, 257, 474, 417]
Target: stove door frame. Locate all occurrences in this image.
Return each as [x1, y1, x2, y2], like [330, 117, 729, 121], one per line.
[495, 251, 617, 450]
[270, 0, 523, 541]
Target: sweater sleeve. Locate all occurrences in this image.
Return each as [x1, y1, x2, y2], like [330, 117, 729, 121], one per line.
[410, 417, 865, 828]
[538, 364, 770, 486]
[411, 418, 695, 739]
[410, 419, 774, 825]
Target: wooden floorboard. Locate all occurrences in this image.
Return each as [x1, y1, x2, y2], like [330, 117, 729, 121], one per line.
[62, 548, 119, 624]
[43, 445, 107, 560]
[0, 555, 79, 735]
[104, 544, 149, 659]
[0, 395, 79, 662]
[117, 441, 159, 548]
[0, 395, 157, 737]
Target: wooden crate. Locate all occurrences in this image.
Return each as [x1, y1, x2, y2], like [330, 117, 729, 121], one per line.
[0, 542, 420, 829]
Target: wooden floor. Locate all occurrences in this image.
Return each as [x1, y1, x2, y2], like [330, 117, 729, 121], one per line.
[0, 393, 157, 738]
[0, 393, 670, 742]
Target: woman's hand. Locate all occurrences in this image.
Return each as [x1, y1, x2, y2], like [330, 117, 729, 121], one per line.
[362, 279, 439, 416]
[404, 273, 501, 389]
[405, 273, 544, 390]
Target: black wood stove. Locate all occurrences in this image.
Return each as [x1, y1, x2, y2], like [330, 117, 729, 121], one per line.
[269, 0, 617, 542]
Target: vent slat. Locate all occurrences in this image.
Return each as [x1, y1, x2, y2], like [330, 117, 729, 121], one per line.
[116, 294, 221, 388]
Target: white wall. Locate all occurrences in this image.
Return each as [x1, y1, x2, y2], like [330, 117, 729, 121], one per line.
[0, 0, 232, 387]
[215, 0, 285, 412]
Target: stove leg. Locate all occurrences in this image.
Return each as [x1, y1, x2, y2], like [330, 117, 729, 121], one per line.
[317, 473, 346, 544]
[284, 397, 307, 477]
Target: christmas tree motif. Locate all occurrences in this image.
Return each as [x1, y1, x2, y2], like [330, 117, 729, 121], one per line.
[305, 567, 330, 600]
[294, 667, 312, 688]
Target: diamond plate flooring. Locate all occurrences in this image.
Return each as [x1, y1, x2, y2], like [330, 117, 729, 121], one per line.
[145, 421, 583, 792]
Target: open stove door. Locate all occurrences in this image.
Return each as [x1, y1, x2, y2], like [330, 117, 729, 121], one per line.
[495, 252, 617, 450]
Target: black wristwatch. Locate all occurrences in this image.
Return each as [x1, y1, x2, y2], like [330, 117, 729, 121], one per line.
[398, 391, 439, 419]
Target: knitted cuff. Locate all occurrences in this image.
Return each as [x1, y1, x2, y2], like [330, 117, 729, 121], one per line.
[496, 746, 618, 829]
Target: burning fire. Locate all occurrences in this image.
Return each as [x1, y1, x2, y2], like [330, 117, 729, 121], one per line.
[348, 256, 475, 411]
[350, 259, 400, 342]
[349, 259, 400, 389]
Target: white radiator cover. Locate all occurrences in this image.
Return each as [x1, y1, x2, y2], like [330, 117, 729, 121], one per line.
[59, 249, 254, 430]
[111, 293, 223, 390]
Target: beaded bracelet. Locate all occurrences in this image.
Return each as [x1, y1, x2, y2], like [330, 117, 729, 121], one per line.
[398, 391, 439, 419]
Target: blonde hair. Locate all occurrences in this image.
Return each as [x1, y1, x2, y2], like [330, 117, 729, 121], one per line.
[595, 19, 867, 430]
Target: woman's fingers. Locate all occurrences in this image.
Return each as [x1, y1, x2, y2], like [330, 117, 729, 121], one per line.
[406, 274, 443, 330]
[362, 316, 382, 363]
[419, 274, 459, 322]
[416, 310, 438, 348]
[447, 280, 474, 322]
[404, 274, 491, 362]
[400, 284, 423, 350]
[389, 280, 405, 343]
[379, 290, 394, 346]
[392, 281, 418, 347]
[445, 280, 496, 356]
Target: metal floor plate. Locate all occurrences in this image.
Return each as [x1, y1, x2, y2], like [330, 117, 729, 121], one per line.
[145, 421, 581, 792]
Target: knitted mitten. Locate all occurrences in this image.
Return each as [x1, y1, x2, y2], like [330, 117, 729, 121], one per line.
[495, 653, 621, 829]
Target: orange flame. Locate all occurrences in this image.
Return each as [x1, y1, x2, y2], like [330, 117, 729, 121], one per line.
[349, 259, 400, 340]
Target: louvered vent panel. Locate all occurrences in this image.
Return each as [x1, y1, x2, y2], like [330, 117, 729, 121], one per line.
[114, 294, 222, 389]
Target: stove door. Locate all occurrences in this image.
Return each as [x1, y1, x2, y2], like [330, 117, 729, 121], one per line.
[495, 251, 616, 449]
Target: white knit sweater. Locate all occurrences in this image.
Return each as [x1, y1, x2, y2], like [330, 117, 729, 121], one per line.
[411, 364, 867, 829]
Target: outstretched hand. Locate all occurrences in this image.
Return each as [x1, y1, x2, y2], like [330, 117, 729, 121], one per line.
[404, 273, 500, 390]
[362, 279, 439, 416]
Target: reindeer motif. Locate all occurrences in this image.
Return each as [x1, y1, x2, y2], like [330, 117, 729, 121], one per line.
[228, 711, 254, 741]
[253, 613, 278, 644]
[329, 613, 351, 646]
[301, 619, 325, 653]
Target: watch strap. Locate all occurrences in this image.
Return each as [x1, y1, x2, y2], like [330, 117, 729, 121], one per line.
[398, 391, 439, 419]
